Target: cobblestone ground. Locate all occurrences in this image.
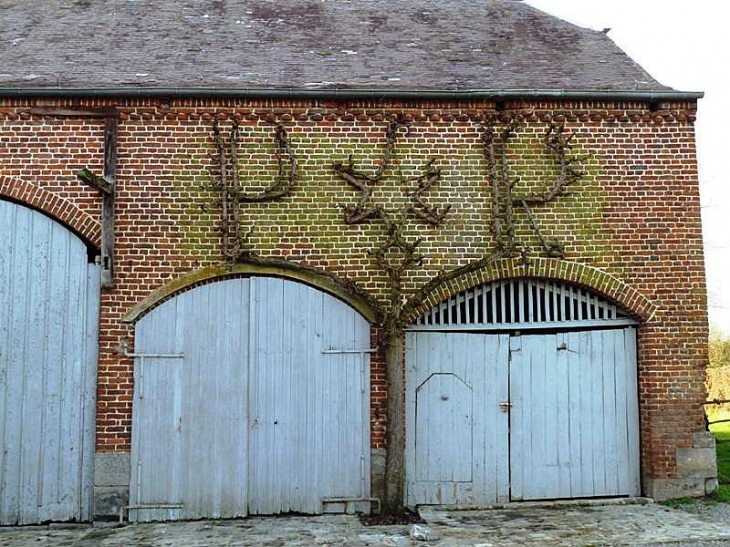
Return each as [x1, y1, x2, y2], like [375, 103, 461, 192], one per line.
[2, 502, 730, 546]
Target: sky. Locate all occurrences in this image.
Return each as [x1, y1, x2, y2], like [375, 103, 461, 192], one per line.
[524, 0, 730, 334]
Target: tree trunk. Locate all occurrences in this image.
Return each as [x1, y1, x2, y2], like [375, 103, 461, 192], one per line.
[384, 331, 405, 514]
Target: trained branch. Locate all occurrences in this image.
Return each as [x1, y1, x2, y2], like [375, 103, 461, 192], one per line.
[482, 115, 584, 260]
[333, 121, 451, 335]
[519, 123, 584, 205]
[210, 122, 298, 262]
[237, 124, 298, 203]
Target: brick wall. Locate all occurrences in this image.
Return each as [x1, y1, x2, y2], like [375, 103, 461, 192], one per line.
[0, 97, 708, 483]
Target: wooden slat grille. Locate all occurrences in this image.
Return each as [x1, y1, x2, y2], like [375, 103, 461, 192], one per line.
[414, 278, 631, 328]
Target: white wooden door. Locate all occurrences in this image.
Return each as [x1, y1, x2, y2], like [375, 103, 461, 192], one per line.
[509, 329, 640, 500]
[0, 200, 100, 524]
[406, 327, 639, 506]
[131, 279, 250, 521]
[131, 277, 370, 521]
[405, 332, 510, 506]
[247, 277, 370, 515]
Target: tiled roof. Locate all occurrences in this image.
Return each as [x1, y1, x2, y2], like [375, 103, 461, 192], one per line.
[0, 0, 671, 93]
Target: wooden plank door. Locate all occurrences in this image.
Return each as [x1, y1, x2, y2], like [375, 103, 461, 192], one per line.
[406, 332, 510, 506]
[509, 328, 640, 500]
[0, 200, 100, 524]
[131, 279, 250, 521]
[247, 277, 370, 514]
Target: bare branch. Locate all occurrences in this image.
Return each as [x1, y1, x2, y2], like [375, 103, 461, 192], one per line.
[519, 123, 584, 205]
[237, 124, 298, 203]
[212, 120, 230, 256]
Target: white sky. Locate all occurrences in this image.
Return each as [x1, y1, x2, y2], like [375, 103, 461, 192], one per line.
[524, 0, 730, 334]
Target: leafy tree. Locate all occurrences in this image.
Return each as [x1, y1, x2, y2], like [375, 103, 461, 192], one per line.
[709, 327, 730, 368]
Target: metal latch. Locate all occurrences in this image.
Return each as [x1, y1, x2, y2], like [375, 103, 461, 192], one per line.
[499, 401, 513, 412]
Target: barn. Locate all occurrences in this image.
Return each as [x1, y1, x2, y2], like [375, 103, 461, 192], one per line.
[0, 0, 716, 523]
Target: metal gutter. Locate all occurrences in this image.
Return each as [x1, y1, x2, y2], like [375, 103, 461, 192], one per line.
[0, 87, 704, 101]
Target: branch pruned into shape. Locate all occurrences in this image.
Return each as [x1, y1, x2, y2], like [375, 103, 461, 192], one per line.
[333, 120, 451, 334]
[520, 123, 585, 206]
[211, 121, 298, 261]
[481, 114, 585, 260]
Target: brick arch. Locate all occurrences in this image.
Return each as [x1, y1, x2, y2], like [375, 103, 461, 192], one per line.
[406, 256, 657, 325]
[0, 175, 101, 248]
[122, 262, 380, 325]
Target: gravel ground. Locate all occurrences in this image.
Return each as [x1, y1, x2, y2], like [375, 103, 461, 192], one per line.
[641, 499, 730, 547]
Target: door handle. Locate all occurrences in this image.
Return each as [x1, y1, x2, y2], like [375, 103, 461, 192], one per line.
[499, 401, 513, 412]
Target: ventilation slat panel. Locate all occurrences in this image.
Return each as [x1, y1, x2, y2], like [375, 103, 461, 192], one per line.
[411, 278, 634, 330]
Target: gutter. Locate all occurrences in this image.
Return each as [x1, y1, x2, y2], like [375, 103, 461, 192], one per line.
[0, 87, 704, 101]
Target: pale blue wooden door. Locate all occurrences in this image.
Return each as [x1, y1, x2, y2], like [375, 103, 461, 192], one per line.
[405, 332, 510, 506]
[132, 277, 370, 520]
[131, 279, 250, 521]
[247, 277, 370, 515]
[0, 200, 100, 524]
[509, 328, 640, 500]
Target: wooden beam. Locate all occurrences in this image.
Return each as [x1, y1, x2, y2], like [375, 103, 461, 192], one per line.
[100, 117, 117, 288]
[28, 107, 118, 117]
[76, 168, 113, 196]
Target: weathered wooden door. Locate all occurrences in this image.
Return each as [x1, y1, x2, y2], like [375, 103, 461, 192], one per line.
[0, 200, 100, 525]
[509, 329, 640, 500]
[131, 277, 370, 521]
[405, 332, 510, 506]
[406, 328, 639, 505]
[131, 280, 250, 521]
[247, 277, 371, 515]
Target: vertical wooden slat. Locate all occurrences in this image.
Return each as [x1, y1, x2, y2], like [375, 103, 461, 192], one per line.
[551, 282, 558, 322]
[576, 288, 584, 320]
[625, 328, 641, 495]
[601, 329, 619, 494]
[567, 330, 583, 497]
[590, 330, 606, 494]
[577, 330, 593, 495]
[555, 333, 571, 498]
[507, 279, 517, 323]
[498, 281, 506, 324]
[614, 328, 630, 495]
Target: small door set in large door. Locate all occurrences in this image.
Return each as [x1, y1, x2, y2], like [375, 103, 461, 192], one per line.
[406, 328, 640, 507]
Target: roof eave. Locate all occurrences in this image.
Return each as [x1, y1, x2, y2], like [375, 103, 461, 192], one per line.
[0, 87, 704, 101]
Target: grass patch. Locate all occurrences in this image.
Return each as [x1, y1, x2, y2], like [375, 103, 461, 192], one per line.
[661, 422, 730, 506]
[714, 485, 730, 503]
[709, 421, 730, 503]
[710, 421, 730, 484]
[660, 496, 697, 509]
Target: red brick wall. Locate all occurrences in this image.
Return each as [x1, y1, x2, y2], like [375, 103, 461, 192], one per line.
[0, 97, 708, 481]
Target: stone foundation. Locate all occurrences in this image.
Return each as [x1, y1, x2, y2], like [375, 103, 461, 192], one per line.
[94, 452, 130, 519]
[645, 432, 718, 501]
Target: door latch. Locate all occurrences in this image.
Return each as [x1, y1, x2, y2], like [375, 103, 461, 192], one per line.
[499, 401, 513, 412]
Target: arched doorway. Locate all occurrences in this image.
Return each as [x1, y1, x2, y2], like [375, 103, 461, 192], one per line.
[405, 277, 640, 506]
[129, 276, 371, 521]
[0, 199, 100, 524]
